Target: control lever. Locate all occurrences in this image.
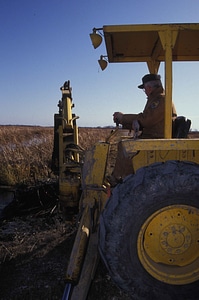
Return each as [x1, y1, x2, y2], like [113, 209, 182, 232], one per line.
[133, 120, 140, 139]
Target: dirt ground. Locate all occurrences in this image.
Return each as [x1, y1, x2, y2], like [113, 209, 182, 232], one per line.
[0, 188, 130, 300]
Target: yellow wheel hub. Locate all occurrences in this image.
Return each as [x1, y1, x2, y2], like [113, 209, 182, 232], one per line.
[137, 205, 199, 285]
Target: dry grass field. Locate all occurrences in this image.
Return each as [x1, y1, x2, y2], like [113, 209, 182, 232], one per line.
[0, 126, 54, 186]
[0, 125, 114, 186]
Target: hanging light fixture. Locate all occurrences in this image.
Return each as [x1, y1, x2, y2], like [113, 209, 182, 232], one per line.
[89, 28, 103, 49]
[98, 55, 108, 71]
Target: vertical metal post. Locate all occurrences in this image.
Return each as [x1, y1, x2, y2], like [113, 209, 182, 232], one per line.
[164, 29, 173, 139]
[159, 28, 178, 138]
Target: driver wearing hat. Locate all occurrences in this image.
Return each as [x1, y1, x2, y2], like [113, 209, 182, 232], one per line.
[113, 74, 177, 138]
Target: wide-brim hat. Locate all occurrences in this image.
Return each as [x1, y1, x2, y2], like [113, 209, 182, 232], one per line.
[138, 74, 161, 89]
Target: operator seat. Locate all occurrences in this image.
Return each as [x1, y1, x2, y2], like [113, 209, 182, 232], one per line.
[172, 116, 191, 138]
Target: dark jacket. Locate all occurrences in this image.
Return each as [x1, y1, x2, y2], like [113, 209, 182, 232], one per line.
[121, 87, 177, 138]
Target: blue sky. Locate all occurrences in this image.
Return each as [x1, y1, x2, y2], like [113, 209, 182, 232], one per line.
[1, 0, 199, 129]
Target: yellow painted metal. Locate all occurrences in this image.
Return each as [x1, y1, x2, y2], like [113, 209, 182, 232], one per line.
[69, 231, 100, 300]
[121, 138, 199, 172]
[73, 124, 79, 162]
[158, 29, 178, 138]
[122, 138, 199, 151]
[63, 96, 73, 128]
[81, 142, 110, 211]
[81, 142, 110, 187]
[103, 23, 199, 63]
[56, 82, 81, 209]
[146, 60, 160, 74]
[66, 205, 91, 283]
[58, 123, 81, 208]
[66, 142, 110, 286]
[137, 205, 199, 284]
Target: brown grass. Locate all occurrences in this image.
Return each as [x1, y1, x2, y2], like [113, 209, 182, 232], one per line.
[0, 126, 113, 186]
[0, 126, 54, 186]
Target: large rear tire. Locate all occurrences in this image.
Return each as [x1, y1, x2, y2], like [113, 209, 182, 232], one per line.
[99, 161, 199, 300]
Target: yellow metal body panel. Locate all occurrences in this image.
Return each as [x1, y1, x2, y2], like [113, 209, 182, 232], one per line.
[103, 23, 199, 63]
[82, 142, 109, 187]
[121, 139, 199, 172]
[81, 142, 110, 210]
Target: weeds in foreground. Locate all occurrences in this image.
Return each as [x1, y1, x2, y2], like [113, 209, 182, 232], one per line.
[0, 126, 113, 186]
[0, 126, 55, 186]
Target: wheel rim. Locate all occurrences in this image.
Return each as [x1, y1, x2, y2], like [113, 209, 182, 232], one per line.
[137, 205, 199, 285]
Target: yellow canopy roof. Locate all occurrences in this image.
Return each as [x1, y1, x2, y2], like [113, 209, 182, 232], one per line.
[103, 23, 199, 63]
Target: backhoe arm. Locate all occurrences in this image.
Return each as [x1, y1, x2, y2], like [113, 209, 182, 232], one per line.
[63, 142, 110, 300]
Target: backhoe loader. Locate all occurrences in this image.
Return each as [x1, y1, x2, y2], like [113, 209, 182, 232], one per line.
[52, 23, 199, 300]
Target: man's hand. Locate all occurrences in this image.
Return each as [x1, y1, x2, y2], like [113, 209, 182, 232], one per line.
[113, 112, 123, 125]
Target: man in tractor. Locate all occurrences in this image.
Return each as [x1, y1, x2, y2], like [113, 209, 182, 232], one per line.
[113, 74, 177, 138]
[110, 74, 177, 183]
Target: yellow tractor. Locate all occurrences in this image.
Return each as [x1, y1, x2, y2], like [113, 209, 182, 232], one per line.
[52, 23, 199, 300]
